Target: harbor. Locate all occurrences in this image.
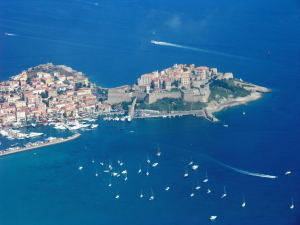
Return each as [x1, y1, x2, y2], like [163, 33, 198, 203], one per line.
[0, 133, 81, 157]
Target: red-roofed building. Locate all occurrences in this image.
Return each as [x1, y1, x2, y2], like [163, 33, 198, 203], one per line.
[195, 66, 209, 79]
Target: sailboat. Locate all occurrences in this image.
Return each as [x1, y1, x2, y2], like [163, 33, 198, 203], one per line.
[156, 144, 161, 156]
[184, 166, 189, 178]
[146, 166, 149, 176]
[119, 156, 123, 166]
[290, 197, 294, 209]
[95, 169, 99, 177]
[149, 188, 154, 200]
[242, 195, 246, 207]
[221, 186, 227, 198]
[140, 189, 143, 198]
[108, 178, 112, 187]
[188, 157, 193, 165]
[203, 171, 209, 183]
[195, 181, 201, 190]
[147, 153, 150, 164]
[138, 163, 142, 173]
[190, 186, 195, 197]
[223, 120, 228, 127]
[207, 184, 211, 194]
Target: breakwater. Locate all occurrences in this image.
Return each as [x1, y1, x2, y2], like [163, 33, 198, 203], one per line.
[0, 133, 82, 157]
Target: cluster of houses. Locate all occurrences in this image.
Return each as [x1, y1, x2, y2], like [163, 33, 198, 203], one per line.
[0, 70, 111, 126]
[136, 64, 225, 92]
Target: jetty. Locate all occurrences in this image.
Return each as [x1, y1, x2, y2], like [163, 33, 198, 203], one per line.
[0, 133, 82, 157]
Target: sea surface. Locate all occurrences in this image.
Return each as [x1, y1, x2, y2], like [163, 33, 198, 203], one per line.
[0, 0, 300, 224]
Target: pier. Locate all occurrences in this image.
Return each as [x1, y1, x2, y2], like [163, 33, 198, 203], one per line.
[0, 133, 82, 157]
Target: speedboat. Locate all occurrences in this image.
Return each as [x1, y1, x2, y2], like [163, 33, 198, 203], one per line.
[152, 163, 158, 167]
[285, 171, 291, 175]
[78, 166, 83, 170]
[165, 187, 170, 191]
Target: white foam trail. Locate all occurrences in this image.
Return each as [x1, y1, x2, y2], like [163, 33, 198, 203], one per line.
[153, 142, 278, 179]
[215, 160, 278, 179]
[151, 40, 249, 60]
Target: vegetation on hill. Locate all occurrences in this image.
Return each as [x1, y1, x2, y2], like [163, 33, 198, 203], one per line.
[134, 98, 206, 111]
[209, 79, 251, 102]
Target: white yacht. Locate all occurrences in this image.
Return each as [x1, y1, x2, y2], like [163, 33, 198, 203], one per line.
[147, 153, 150, 163]
[191, 165, 199, 170]
[285, 171, 291, 175]
[95, 169, 99, 177]
[152, 163, 158, 167]
[210, 216, 217, 221]
[121, 170, 127, 174]
[124, 174, 128, 180]
[108, 179, 112, 187]
[165, 187, 170, 191]
[290, 197, 294, 209]
[242, 195, 246, 207]
[203, 171, 209, 183]
[28, 132, 43, 138]
[146, 166, 149, 176]
[221, 186, 227, 198]
[78, 166, 83, 170]
[91, 124, 98, 128]
[116, 195, 120, 199]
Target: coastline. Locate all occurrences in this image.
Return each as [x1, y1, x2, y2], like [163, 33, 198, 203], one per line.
[0, 133, 82, 157]
[206, 92, 263, 114]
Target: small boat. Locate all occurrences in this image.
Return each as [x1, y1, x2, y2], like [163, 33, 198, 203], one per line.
[243, 107, 246, 115]
[195, 181, 201, 190]
[147, 153, 150, 164]
[188, 157, 193, 165]
[138, 163, 142, 173]
[140, 189, 143, 198]
[156, 144, 161, 156]
[242, 195, 246, 207]
[103, 170, 110, 173]
[152, 163, 158, 167]
[184, 166, 189, 178]
[121, 170, 127, 174]
[267, 50, 271, 56]
[119, 156, 124, 166]
[78, 166, 83, 170]
[95, 169, 99, 177]
[116, 191, 120, 199]
[92, 155, 95, 163]
[100, 162, 104, 166]
[210, 216, 217, 221]
[203, 171, 209, 183]
[285, 171, 291, 175]
[149, 188, 154, 200]
[223, 120, 228, 127]
[290, 197, 294, 209]
[146, 166, 149, 176]
[124, 174, 128, 180]
[207, 188, 211, 194]
[108, 178, 112, 187]
[165, 187, 170, 191]
[191, 165, 199, 170]
[221, 186, 227, 198]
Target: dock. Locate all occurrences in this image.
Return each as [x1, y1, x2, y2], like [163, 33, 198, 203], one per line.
[0, 133, 82, 157]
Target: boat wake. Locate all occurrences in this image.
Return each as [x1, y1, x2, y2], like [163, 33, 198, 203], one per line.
[151, 40, 249, 60]
[152, 142, 278, 179]
[209, 157, 278, 179]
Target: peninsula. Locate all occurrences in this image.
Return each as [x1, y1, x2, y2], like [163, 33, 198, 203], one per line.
[0, 63, 269, 126]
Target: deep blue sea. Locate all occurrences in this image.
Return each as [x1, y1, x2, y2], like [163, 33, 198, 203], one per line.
[0, 0, 300, 224]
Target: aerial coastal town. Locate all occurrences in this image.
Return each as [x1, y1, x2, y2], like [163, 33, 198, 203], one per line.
[0, 62, 269, 127]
